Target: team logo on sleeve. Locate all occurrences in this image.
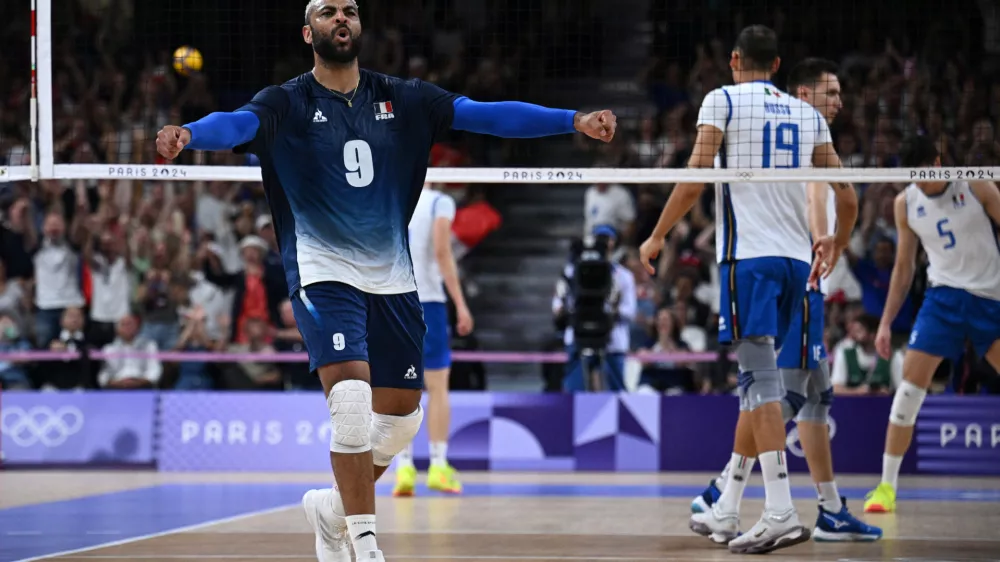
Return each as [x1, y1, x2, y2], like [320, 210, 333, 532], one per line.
[374, 101, 395, 121]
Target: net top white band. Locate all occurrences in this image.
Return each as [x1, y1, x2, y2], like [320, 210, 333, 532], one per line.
[2, 164, 997, 184]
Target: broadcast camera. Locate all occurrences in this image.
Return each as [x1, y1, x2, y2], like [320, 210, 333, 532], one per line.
[569, 232, 615, 353]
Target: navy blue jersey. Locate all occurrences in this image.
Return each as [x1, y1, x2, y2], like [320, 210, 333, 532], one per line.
[235, 70, 458, 296]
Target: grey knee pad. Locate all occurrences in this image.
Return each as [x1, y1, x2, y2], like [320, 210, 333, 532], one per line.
[735, 339, 784, 412]
[797, 360, 833, 423]
[780, 368, 809, 422]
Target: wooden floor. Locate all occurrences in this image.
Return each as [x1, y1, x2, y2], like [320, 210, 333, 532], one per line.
[2, 471, 999, 561]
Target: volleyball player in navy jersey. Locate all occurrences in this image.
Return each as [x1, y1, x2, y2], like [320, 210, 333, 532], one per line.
[156, 1, 616, 560]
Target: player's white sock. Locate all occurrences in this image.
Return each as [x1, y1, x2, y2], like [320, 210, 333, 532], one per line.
[430, 441, 448, 467]
[716, 453, 755, 514]
[715, 460, 732, 490]
[346, 514, 378, 553]
[881, 454, 903, 489]
[396, 443, 414, 468]
[816, 481, 843, 512]
[759, 450, 794, 513]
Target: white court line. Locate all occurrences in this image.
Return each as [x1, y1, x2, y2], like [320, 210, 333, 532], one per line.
[14, 503, 300, 562]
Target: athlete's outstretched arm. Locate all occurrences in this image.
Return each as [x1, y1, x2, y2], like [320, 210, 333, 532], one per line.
[970, 181, 1000, 225]
[875, 193, 919, 359]
[451, 97, 616, 141]
[155, 86, 290, 159]
[637, 123, 723, 274]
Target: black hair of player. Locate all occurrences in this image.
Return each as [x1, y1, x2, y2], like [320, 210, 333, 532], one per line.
[900, 135, 939, 167]
[734, 25, 778, 71]
[304, 0, 358, 25]
[786, 58, 839, 93]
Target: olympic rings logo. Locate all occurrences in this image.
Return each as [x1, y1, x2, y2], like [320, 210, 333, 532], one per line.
[785, 416, 837, 458]
[735, 172, 755, 181]
[1, 406, 85, 447]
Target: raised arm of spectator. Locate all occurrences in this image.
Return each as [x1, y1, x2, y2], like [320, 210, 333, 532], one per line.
[69, 181, 90, 248]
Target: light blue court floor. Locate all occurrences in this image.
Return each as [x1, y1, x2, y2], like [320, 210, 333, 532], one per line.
[1, 472, 999, 562]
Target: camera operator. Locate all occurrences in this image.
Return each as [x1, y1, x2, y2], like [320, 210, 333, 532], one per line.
[552, 225, 637, 391]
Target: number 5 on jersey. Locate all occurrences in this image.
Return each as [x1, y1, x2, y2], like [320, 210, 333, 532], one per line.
[344, 140, 373, 187]
[937, 218, 956, 249]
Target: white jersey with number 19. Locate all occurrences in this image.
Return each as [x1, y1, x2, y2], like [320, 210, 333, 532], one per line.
[697, 81, 832, 265]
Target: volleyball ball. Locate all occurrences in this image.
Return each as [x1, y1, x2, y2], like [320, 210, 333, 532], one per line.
[172, 46, 203, 76]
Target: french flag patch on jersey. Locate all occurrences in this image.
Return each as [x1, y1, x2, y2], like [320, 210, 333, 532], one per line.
[374, 101, 395, 120]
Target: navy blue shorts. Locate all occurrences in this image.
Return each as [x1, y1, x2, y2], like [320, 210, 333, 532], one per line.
[909, 286, 1000, 359]
[291, 282, 425, 389]
[777, 289, 827, 370]
[422, 301, 451, 370]
[718, 257, 810, 349]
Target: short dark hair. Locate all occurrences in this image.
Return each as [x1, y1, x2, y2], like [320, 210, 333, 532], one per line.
[305, 0, 358, 25]
[734, 25, 779, 71]
[786, 58, 839, 94]
[900, 135, 939, 167]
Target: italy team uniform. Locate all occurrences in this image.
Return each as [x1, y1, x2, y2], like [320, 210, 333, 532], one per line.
[234, 70, 459, 388]
[408, 188, 457, 370]
[903, 181, 1000, 359]
[777, 188, 836, 371]
[698, 81, 832, 352]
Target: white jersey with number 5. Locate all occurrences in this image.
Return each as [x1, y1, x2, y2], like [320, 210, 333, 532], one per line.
[408, 187, 457, 303]
[904, 181, 1000, 301]
[697, 81, 832, 265]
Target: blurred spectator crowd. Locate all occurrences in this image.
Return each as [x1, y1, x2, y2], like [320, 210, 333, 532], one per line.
[1, 0, 999, 394]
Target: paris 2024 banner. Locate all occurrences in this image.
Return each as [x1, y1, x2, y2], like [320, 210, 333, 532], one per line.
[1, 391, 997, 474]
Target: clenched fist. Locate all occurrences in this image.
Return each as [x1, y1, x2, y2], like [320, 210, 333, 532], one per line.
[156, 125, 192, 160]
[574, 110, 618, 143]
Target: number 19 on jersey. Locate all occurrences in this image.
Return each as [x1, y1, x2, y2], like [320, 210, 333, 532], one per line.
[762, 122, 800, 169]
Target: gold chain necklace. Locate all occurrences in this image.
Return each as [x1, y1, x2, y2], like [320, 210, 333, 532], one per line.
[328, 76, 361, 107]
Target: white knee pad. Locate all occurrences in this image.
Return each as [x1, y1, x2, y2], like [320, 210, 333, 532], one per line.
[889, 380, 927, 427]
[370, 405, 424, 467]
[327, 379, 373, 454]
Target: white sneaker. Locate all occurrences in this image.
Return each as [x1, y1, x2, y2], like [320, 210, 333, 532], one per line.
[689, 505, 740, 545]
[357, 550, 386, 561]
[301, 489, 351, 562]
[728, 508, 811, 554]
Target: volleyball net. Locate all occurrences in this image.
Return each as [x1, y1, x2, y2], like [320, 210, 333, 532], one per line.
[3, 0, 997, 185]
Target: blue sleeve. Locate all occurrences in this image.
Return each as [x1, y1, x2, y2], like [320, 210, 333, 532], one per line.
[451, 97, 577, 138]
[183, 112, 260, 151]
[232, 86, 292, 154]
